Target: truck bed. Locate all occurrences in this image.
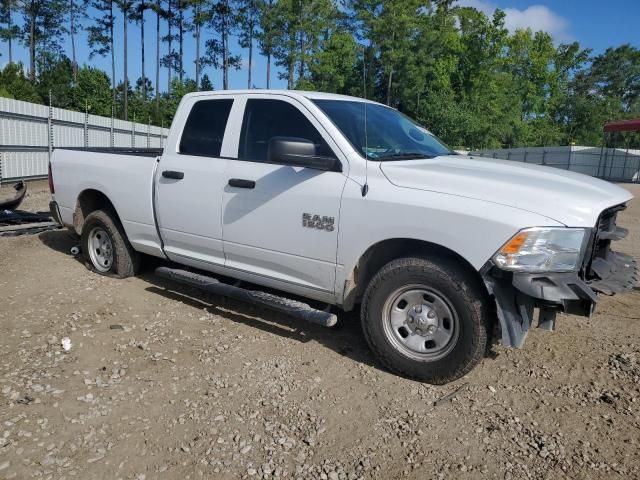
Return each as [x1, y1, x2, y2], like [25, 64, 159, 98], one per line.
[51, 148, 163, 257]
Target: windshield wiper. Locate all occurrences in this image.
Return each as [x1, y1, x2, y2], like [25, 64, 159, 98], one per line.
[378, 152, 435, 161]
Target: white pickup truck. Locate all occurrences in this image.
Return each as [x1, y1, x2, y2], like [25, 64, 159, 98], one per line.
[49, 90, 637, 383]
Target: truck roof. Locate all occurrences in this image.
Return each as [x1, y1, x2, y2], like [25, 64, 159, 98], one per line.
[182, 89, 383, 105]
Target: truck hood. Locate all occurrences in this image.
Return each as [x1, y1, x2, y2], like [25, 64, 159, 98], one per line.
[380, 155, 634, 227]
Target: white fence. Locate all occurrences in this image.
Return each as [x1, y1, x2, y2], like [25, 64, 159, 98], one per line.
[0, 97, 169, 182]
[472, 146, 640, 183]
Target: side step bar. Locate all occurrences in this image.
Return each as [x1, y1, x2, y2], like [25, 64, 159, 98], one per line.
[155, 267, 338, 327]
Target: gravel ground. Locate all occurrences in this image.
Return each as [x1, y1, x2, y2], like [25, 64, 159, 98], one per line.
[0, 181, 639, 479]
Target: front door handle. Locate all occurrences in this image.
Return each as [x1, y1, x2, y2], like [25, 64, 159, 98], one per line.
[162, 170, 184, 180]
[228, 178, 256, 189]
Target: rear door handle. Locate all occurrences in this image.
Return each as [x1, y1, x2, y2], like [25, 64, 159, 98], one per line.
[162, 170, 184, 180]
[228, 178, 255, 189]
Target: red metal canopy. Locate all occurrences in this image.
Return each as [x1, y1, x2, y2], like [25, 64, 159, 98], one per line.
[603, 118, 640, 133]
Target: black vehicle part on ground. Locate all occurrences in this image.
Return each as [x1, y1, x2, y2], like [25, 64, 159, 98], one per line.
[155, 266, 338, 328]
[483, 203, 638, 348]
[0, 207, 59, 237]
[0, 181, 26, 210]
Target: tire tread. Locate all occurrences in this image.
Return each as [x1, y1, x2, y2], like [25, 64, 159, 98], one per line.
[361, 256, 489, 384]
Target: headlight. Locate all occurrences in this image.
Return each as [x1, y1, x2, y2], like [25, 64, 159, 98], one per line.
[493, 227, 589, 273]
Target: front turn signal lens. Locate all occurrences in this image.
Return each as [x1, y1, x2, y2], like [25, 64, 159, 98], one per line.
[500, 231, 529, 255]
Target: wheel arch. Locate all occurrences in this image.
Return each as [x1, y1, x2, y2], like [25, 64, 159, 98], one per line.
[341, 238, 486, 311]
[73, 189, 121, 235]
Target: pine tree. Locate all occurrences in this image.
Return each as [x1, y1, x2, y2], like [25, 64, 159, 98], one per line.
[0, 0, 21, 64]
[237, 0, 259, 88]
[205, 0, 240, 90]
[88, 0, 117, 110]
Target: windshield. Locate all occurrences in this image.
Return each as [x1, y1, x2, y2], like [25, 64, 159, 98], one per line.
[312, 99, 454, 160]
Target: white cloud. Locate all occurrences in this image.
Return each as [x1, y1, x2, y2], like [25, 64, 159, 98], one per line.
[456, 1, 572, 42]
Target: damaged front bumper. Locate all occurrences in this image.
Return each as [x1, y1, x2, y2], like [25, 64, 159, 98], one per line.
[483, 204, 637, 348]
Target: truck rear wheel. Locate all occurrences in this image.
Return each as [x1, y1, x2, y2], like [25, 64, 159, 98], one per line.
[81, 209, 140, 278]
[361, 256, 489, 384]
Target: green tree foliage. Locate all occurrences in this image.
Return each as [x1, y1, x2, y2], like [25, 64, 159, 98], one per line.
[0, 62, 40, 101]
[74, 66, 115, 116]
[0, 0, 638, 147]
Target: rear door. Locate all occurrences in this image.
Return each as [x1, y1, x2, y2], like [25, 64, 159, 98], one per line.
[155, 96, 235, 266]
[221, 96, 348, 297]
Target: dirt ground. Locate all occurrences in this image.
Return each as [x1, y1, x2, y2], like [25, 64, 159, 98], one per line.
[1, 180, 639, 480]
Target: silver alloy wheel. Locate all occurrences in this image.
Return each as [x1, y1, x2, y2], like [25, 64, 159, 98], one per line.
[87, 227, 114, 273]
[382, 284, 459, 361]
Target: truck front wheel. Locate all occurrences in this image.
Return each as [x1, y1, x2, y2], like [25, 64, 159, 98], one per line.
[81, 209, 140, 278]
[361, 256, 489, 384]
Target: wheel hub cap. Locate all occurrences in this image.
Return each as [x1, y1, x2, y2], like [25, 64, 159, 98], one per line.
[87, 227, 113, 273]
[407, 304, 439, 335]
[382, 285, 459, 361]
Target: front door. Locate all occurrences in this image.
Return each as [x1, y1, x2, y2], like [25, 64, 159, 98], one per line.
[155, 96, 234, 266]
[222, 96, 347, 296]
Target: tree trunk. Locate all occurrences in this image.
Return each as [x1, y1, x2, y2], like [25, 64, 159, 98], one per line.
[7, 3, 13, 64]
[29, 12, 35, 81]
[194, 4, 201, 90]
[155, 3, 160, 118]
[70, 0, 78, 82]
[298, 2, 304, 81]
[287, 58, 294, 89]
[386, 69, 393, 106]
[178, 1, 183, 82]
[222, 5, 228, 90]
[123, 9, 129, 119]
[110, 1, 116, 109]
[141, 0, 146, 100]
[167, 0, 172, 93]
[266, 52, 271, 89]
[247, 19, 253, 89]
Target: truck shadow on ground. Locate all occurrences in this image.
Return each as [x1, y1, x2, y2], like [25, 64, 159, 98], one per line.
[39, 228, 82, 258]
[38, 229, 382, 374]
[142, 272, 381, 372]
[39, 229, 501, 378]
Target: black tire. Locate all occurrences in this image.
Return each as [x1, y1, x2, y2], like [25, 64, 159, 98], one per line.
[361, 256, 489, 384]
[81, 209, 140, 278]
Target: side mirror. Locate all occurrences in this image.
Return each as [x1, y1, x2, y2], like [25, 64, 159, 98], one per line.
[267, 137, 340, 172]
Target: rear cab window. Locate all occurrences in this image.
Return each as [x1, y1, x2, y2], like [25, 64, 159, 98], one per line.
[179, 99, 234, 157]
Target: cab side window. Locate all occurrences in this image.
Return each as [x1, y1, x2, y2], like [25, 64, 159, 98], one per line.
[179, 99, 234, 157]
[238, 99, 335, 162]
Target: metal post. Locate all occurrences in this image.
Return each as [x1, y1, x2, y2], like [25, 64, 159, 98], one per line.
[608, 148, 615, 179]
[523, 150, 528, 163]
[131, 112, 136, 148]
[161, 119, 164, 148]
[541, 150, 546, 166]
[110, 106, 115, 148]
[622, 148, 629, 181]
[597, 132, 606, 178]
[48, 90, 53, 160]
[84, 100, 89, 148]
[0, 151, 3, 187]
[567, 146, 572, 171]
[147, 116, 151, 148]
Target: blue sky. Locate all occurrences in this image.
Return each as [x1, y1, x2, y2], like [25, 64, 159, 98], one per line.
[3, 0, 639, 92]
